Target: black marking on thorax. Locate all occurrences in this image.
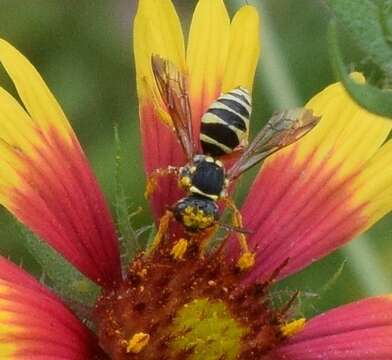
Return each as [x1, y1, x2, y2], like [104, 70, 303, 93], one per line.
[190, 160, 225, 197]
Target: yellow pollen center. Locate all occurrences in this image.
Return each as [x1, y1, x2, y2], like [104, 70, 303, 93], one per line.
[171, 238, 189, 260]
[236, 251, 256, 270]
[280, 318, 306, 337]
[125, 332, 150, 354]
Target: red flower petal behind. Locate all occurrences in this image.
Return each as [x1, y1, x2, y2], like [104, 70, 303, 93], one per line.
[0, 40, 121, 288]
[226, 77, 392, 283]
[10, 128, 121, 288]
[2, 127, 120, 289]
[0, 257, 102, 359]
[272, 296, 392, 359]
[232, 146, 367, 282]
[140, 104, 186, 220]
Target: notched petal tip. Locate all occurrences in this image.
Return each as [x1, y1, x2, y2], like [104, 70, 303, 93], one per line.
[0, 39, 73, 143]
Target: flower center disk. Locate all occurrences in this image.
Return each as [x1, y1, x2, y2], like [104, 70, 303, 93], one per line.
[94, 241, 287, 359]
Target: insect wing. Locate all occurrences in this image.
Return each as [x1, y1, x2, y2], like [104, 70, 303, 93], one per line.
[227, 108, 320, 180]
[151, 55, 195, 161]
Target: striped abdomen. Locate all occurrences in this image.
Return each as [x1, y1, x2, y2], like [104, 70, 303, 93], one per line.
[200, 87, 252, 156]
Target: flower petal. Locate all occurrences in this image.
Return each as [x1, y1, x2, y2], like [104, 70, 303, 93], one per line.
[0, 257, 102, 359]
[222, 5, 260, 93]
[134, 0, 185, 103]
[226, 76, 392, 282]
[134, 0, 187, 220]
[0, 40, 121, 288]
[354, 139, 392, 228]
[0, 40, 72, 146]
[187, 0, 230, 124]
[273, 296, 392, 359]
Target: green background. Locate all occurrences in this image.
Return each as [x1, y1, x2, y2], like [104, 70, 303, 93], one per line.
[0, 0, 391, 318]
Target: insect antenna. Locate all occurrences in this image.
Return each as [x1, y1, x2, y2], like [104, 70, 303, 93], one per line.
[216, 221, 253, 235]
[279, 290, 300, 316]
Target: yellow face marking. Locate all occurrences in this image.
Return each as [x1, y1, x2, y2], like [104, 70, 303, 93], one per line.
[182, 206, 215, 229]
[205, 156, 214, 163]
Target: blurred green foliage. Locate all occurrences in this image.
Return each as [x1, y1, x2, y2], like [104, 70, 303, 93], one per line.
[0, 0, 391, 318]
[328, 0, 392, 117]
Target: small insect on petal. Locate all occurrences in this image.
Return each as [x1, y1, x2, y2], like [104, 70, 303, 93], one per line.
[281, 318, 306, 337]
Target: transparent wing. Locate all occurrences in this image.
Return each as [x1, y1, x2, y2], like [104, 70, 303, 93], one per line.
[151, 55, 196, 161]
[227, 108, 320, 180]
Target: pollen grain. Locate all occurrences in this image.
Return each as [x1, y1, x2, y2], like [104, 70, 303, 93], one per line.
[125, 332, 150, 354]
[171, 238, 189, 260]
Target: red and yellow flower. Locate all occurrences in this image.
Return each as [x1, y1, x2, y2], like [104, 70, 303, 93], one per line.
[0, 0, 391, 359]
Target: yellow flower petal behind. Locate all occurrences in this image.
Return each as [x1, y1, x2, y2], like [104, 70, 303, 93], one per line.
[0, 140, 24, 207]
[298, 73, 391, 180]
[134, 0, 185, 103]
[0, 87, 39, 153]
[187, 0, 230, 122]
[355, 140, 392, 227]
[0, 39, 72, 144]
[223, 5, 260, 93]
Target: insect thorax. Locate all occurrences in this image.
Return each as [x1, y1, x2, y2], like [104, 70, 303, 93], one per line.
[200, 87, 252, 157]
[179, 155, 226, 200]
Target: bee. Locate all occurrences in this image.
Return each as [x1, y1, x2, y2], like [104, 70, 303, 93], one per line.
[149, 55, 319, 235]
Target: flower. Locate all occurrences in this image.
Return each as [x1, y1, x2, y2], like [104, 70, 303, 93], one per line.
[0, 1, 391, 360]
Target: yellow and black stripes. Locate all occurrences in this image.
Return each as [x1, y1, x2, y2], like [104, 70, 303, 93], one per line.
[200, 87, 251, 156]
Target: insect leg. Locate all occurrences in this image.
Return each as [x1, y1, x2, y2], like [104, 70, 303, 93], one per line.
[144, 166, 179, 199]
[146, 210, 174, 255]
[223, 197, 255, 270]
